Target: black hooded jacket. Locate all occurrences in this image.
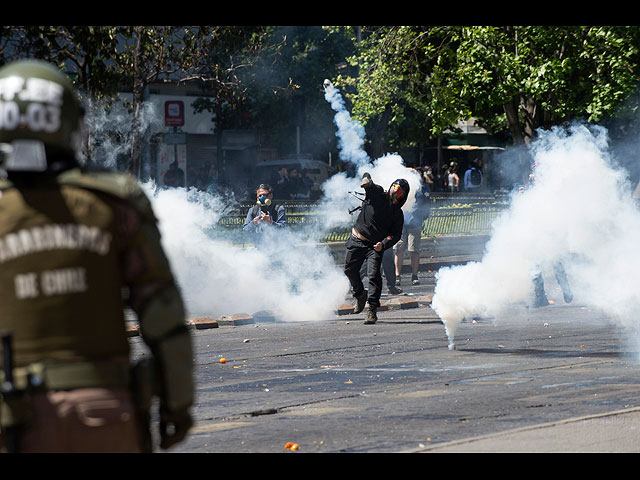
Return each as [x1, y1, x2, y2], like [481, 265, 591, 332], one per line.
[352, 178, 404, 251]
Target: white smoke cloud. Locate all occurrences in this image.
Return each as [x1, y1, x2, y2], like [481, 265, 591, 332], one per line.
[81, 94, 348, 323]
[87, 81, 425, 324]
[141, 182, 349, 322]
[83, 97, 163, 170]
[323, 80, 370, 167]
[316, 81, 423, 231]
[432, 122, 640, 354]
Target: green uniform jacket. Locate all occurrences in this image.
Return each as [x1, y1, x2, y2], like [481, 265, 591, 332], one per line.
[0, 168, 189, 377]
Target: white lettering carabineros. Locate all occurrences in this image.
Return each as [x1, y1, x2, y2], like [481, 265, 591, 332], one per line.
[0, 224, 112, 264]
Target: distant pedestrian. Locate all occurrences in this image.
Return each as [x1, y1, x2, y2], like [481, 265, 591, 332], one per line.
[447, 164, 459, 192]
[163, 160, 185, 188]
[395, 171, 431, 286]
[464, 159, 483, 191]
[271, 167, 290, 200]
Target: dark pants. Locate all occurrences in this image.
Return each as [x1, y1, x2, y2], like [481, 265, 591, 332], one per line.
[359, 247, 395, 288]
[344, 235, 383, 307]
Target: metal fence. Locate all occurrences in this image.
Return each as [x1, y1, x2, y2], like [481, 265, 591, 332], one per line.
[422, 192, 510, 236]
[216, 192, 511, 241]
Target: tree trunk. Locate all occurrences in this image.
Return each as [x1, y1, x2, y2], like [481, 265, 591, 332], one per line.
[521, 95, 542, 144]
[130, 83, 144, 177]
[130, 27, 145, 177]
[82, 96, 95, 165]
[216, 98, 223, 174]
[503, 97, 526, 146]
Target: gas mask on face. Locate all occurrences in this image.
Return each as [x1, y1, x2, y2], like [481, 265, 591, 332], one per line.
[257, 193, 272, 214]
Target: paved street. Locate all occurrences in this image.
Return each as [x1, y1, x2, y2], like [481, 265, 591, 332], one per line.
[129, 246, 640, 452]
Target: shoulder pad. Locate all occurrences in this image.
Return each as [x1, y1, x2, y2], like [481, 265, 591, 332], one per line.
[57, 169, 156, 220]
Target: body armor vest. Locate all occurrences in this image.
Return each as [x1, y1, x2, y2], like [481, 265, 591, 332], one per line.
[0, 174, 131, 366]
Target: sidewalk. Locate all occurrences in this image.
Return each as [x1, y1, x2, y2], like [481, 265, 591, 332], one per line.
[407, 407, 640, 453]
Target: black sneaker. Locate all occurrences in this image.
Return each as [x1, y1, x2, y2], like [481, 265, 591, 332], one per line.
[388, 286, 403, 295]
[395, 276, 402, 286]
[364, 304, 378, 324]
[411, 275, 420, 285]
[353, 290, 368, 314]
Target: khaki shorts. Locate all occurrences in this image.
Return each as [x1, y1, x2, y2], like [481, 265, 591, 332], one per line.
[395, 227, 421, 253]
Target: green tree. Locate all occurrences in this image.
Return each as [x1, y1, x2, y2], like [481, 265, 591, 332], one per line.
[191, 26, 357, 164]
[0, 26, 125, 100]
[451, 26, 640, 145]
[334, 26, 463, 158]
[341, 26, 640, 150]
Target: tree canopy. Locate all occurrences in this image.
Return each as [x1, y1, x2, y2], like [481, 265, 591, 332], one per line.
[3, 25, 640, 171]
[338, 26, 640, 150]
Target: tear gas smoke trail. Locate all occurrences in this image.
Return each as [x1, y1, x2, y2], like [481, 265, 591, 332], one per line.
[88, 80, 424, 324]
[432, 123, 640, 355]
[323, 79, 370, 168]
[318, 80, 422, 232]
[85, 98, 349, 323]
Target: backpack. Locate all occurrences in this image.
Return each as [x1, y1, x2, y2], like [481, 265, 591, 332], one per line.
[470, 168, 482, 186]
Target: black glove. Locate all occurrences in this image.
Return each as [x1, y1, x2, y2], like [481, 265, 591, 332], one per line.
[159, 407, 193, 450]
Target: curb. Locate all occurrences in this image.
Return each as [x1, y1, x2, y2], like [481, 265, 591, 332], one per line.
[126, 315, 220, 337]
[125, 235, 483, 338]
[125, 294, 434, 337]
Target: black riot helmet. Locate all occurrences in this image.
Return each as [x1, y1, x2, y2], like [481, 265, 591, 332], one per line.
[388, 178, 410, 207]
[0, 59, 84, 172]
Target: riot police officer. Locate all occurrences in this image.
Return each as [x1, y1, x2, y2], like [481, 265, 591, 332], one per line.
[0, 59, 194, 452]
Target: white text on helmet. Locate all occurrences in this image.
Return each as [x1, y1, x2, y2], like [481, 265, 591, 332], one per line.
[0, 76, 25, 101]
[19, 77, 64, 105]
[0, 76, 63, 105]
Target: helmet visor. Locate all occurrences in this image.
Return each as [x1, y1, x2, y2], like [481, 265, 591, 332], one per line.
[389, 182, 407, 205]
